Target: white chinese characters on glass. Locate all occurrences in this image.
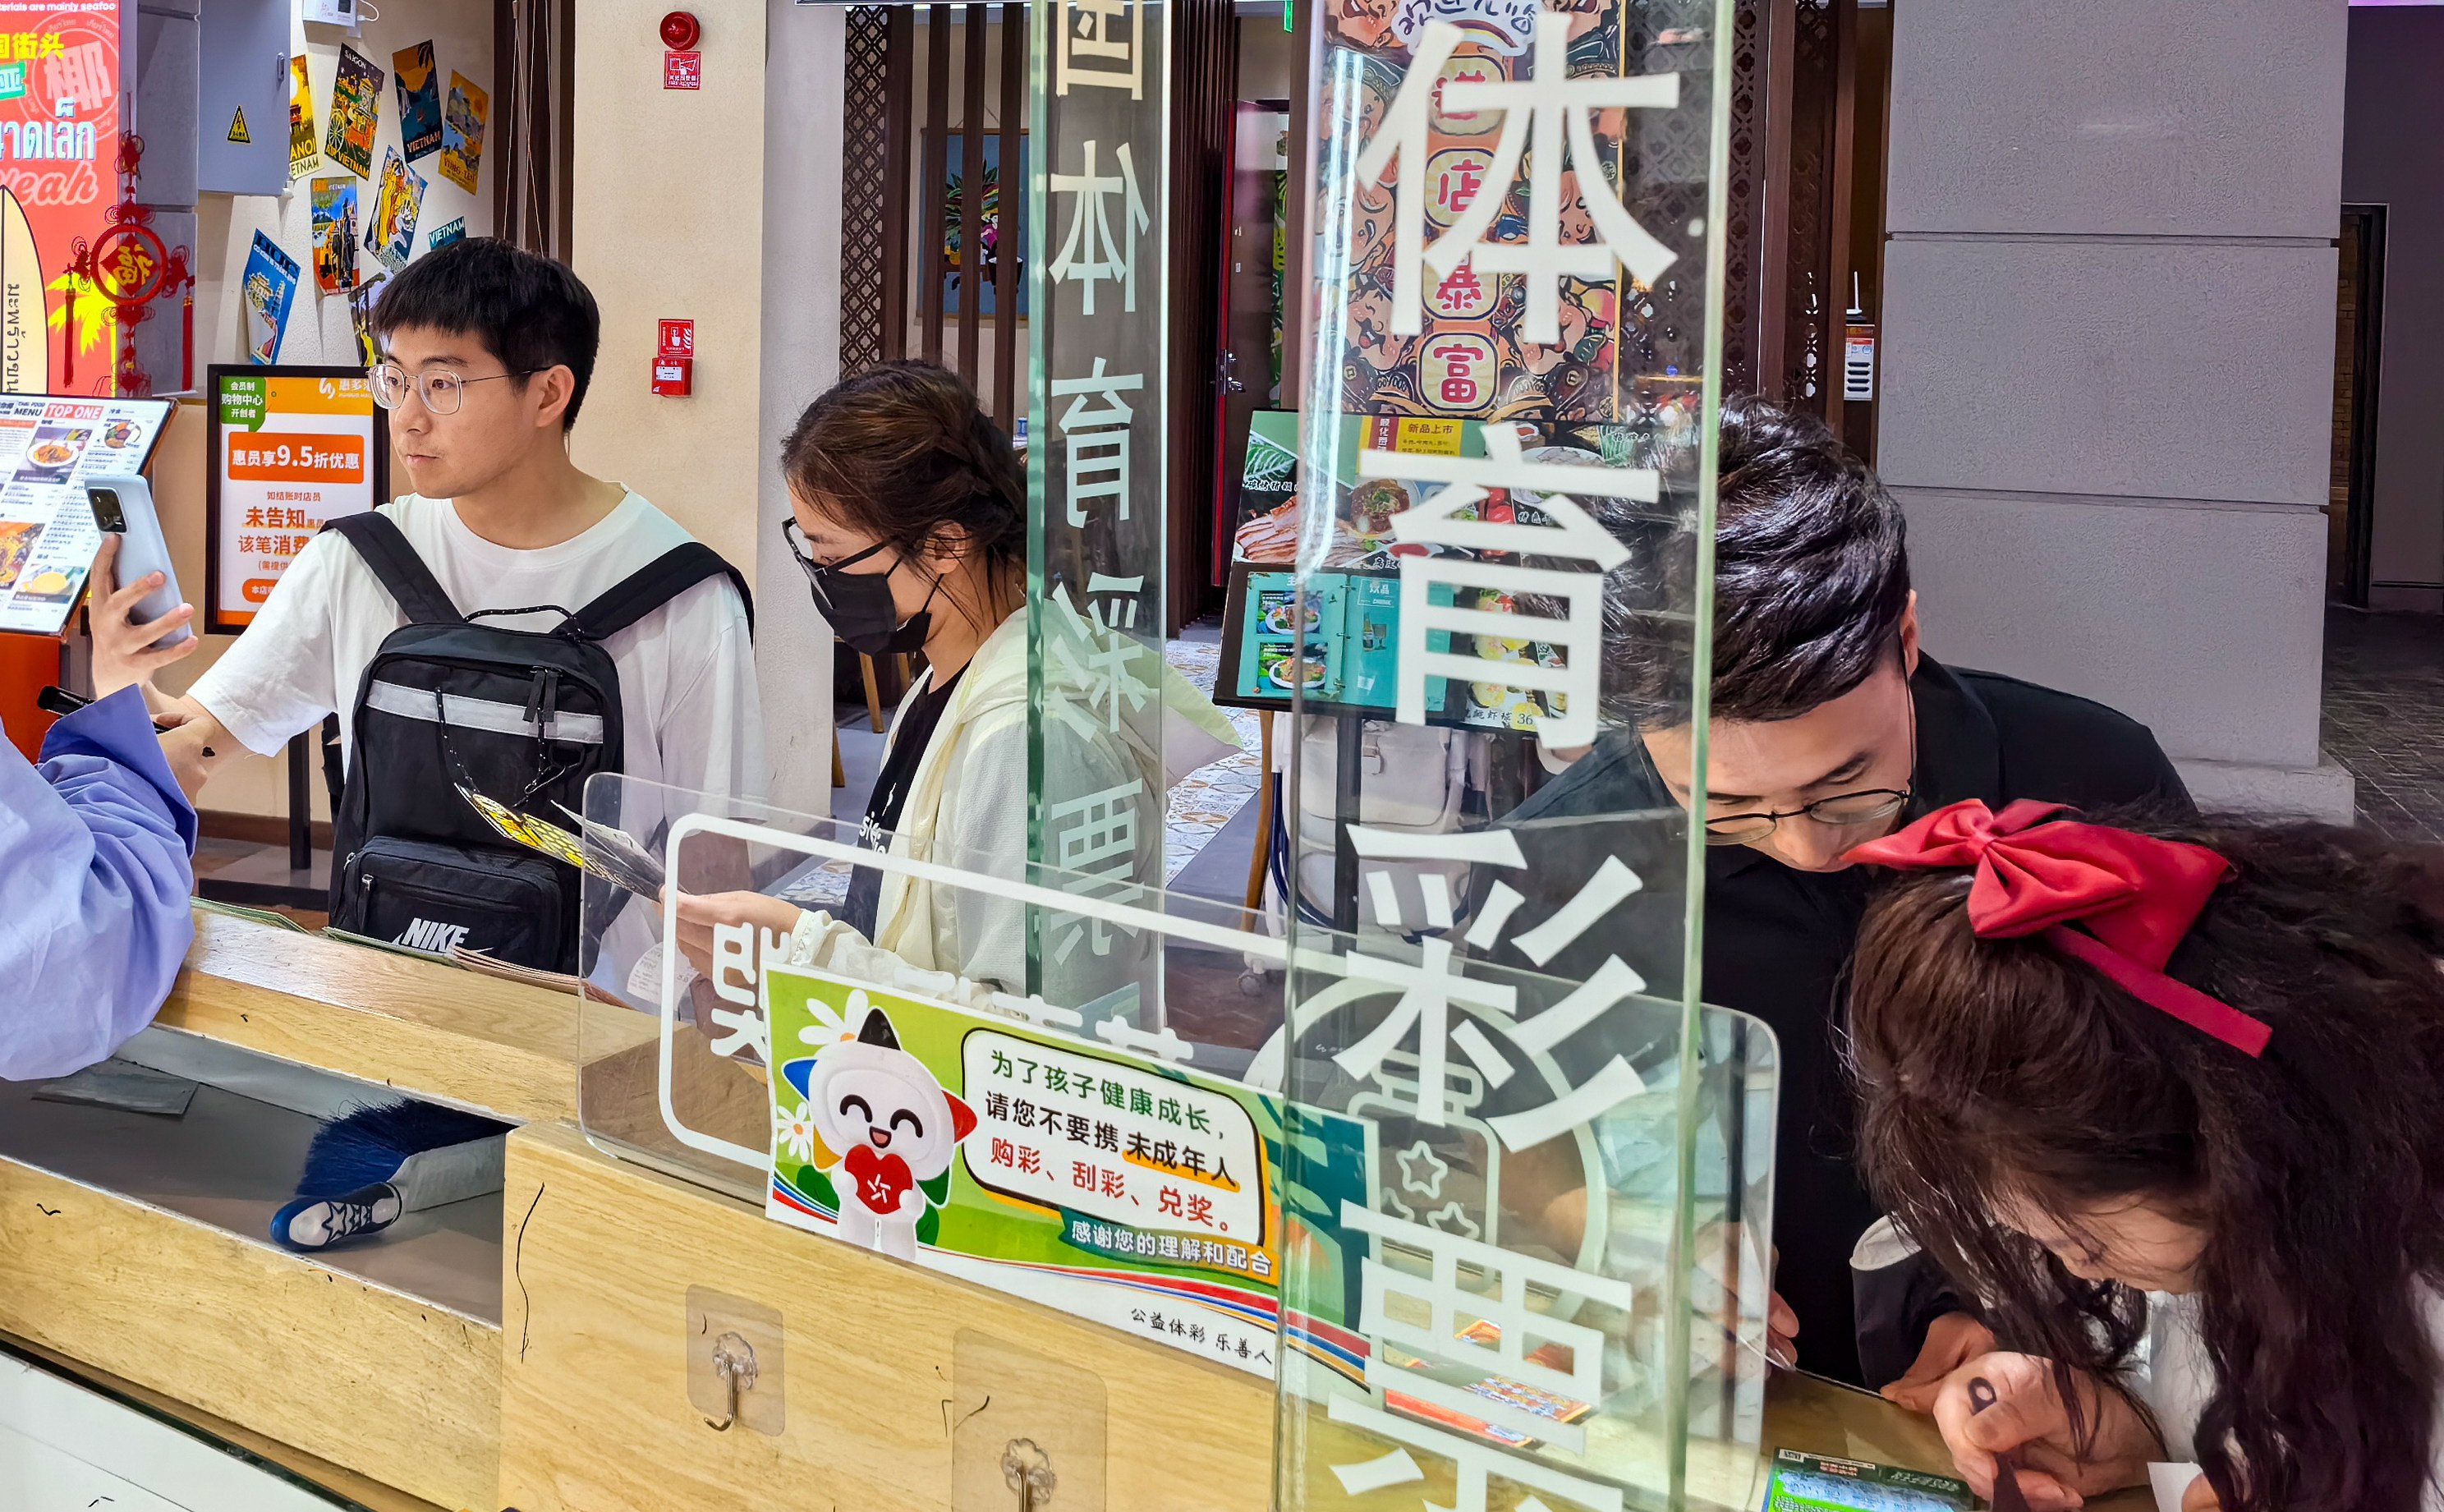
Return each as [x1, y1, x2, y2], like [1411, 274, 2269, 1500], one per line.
[1358, 422, 1656, 749]
[1059, 0, 1143, 99]
[1049, 141, 1153, 315]
[1353, 16, 1680, 346]
[1311, 825, 1652, 1154]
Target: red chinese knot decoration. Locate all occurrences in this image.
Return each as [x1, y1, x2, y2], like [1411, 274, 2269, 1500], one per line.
[61, 132, 194, 396]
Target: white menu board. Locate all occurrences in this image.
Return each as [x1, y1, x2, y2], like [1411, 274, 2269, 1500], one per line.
[0, 397, 175, 637]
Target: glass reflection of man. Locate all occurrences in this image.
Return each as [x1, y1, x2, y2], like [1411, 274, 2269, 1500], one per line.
[1499, 395, 2190, 1388]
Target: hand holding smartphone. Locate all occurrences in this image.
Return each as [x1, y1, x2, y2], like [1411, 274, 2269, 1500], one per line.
[88, 476, 191, 649]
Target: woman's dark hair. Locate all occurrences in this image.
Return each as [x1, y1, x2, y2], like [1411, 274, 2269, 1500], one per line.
[370, 237, 600, 430]
[780, 361, 1025, 577]
[1606, 393, 1911, 726]
[1850, 811, 2444, 1512]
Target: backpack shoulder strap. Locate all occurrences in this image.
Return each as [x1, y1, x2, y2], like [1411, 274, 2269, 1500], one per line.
[562, 544, 756, 644]
[320, 512, 463, 625]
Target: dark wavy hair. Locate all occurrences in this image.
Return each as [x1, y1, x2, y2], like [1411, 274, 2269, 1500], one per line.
[1606, 393, 1910, 725]
[780, 360, 1025, 576]
[1849, 812, 2444, 1512]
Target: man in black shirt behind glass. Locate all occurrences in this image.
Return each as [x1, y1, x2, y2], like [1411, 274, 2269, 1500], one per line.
[1500, 396, 2190, 1389]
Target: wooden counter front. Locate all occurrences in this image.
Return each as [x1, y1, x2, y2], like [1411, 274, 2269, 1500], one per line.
[3, 916, 2157, 1512]
[157, 911, 655, 1124]
[498, 1119, 2156, 1512]
[0, 911, 625, 1508]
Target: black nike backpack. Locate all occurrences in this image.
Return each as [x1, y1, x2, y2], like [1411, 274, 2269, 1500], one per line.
[319, 511, 752, 973]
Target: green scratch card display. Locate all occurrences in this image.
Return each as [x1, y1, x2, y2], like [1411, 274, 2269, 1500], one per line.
[764, 967, 1373, 1384]
[1763, 1451, 1977, 1512]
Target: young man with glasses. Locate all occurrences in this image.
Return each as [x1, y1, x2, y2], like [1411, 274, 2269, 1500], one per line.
[1498, 395, 2188, 1388]
[89, 237, 763, 820]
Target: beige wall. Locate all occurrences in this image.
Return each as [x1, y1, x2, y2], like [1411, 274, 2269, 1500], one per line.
[568, 0, 768, 581]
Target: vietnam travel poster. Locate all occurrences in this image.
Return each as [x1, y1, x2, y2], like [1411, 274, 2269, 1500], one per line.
[438, 71, 487, 194]
[310, 177, 359, 294]
[324, 44, 381, 178]
[365, 148, 425, 274]
[0, 5, 117, 393]
[763, 968, 1370, 1384]
[240, 232, 300, 365]
[392, 41, 442, 162]
[288, 53, 317, 180]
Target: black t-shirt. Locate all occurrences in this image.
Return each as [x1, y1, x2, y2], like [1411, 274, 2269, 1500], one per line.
[1497, 657, 2192, 1383]
[843, 667, 967, 940]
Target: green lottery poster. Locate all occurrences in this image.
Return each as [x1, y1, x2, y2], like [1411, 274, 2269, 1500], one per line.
[764, 967, 1370, 1382]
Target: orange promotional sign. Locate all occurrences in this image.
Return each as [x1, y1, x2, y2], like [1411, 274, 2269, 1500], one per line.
[206, 365, 385, 632]
[226, 432, 366, 482]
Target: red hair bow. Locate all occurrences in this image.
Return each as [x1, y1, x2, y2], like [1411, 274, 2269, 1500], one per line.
[1849, 798, 2269, 1056]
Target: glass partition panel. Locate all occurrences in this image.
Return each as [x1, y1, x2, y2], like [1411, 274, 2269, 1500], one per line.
[1275, 0, 1757, 1504]
[575, 774, 1284, 1205]
[1025, 0, 1174, 1018]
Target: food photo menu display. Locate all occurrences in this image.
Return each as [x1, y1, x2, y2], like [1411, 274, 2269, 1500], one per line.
[0, 397, 174, 637]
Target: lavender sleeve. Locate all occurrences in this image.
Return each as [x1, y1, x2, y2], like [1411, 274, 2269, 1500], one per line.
[0, 688, 198, 1078]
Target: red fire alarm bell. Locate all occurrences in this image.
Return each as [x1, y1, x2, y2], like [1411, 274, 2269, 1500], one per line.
[660, 10, 701, 89]
[653, 319, 695, 397]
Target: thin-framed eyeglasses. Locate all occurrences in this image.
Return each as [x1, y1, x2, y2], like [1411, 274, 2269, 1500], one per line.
[1703, 678, 1918, 847]
[1702, 788, 1913, 847]
[369, 363, 540, 416]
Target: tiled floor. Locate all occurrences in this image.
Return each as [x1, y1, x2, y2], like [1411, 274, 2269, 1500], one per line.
[2322, 606, 2444, 842]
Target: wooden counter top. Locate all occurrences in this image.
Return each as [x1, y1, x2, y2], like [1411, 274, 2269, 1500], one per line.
[157, 909, 657, 1124]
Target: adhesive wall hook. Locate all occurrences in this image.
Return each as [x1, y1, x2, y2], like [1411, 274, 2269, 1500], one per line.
[1001, 1438, 1056, 1510]
[702, 1332, 758, 1432]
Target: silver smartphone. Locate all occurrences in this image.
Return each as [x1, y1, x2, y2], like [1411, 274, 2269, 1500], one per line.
[87, 475, 191, 647]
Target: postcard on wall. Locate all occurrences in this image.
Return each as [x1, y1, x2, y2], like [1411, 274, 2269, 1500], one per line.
[310, 177, 360, 294]
[239, 232, 301, 367]
[439, 72, 487, 194]
[393, 41, 442, 161]
[325, 45, 382, 178]
[365, 149, 427, 274]
[287, 54, 318, 180]
[427, 217, 466, 250]
[347, 273, 388, 368]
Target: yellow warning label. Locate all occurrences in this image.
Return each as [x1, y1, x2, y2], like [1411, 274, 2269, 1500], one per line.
[227, 107, 250, 144]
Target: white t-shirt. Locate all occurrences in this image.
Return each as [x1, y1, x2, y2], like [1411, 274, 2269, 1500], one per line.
[189, 490, 765, 807]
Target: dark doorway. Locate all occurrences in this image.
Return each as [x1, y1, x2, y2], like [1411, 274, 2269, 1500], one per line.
[2330, 205, 2386, 606]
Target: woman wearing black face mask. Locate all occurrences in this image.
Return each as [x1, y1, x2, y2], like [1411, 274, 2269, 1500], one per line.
[674, 361, 1234, 996]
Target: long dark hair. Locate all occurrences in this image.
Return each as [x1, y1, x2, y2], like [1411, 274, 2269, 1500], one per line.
[780, 360, 1025, 585]
[1849, 813, 2444, 1512]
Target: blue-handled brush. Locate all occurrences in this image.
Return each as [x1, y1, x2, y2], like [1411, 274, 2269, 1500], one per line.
[272, 1101, 511, 1252]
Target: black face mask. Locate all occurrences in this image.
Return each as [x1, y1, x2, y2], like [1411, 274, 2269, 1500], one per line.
[798, 537, 938, 657]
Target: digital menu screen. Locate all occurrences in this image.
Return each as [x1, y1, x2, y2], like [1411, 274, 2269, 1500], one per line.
[0, 395, 175, 637]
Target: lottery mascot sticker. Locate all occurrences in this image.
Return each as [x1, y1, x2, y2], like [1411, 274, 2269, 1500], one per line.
[783, 1001, 978, 1262]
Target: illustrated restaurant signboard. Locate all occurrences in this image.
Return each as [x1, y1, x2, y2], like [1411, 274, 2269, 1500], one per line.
[0, 3, 119, 394]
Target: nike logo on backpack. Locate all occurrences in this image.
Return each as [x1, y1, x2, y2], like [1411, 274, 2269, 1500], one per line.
[395, 917, 471, 953]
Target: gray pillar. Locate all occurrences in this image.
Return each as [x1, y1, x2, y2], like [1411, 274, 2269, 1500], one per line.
[1877, 0, 2353, 820]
